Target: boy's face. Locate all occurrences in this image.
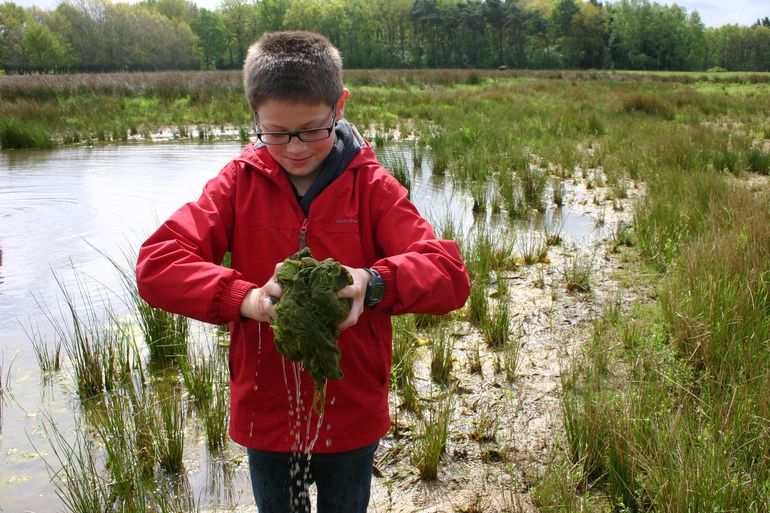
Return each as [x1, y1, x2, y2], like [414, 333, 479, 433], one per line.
[256, 93, 348, 186]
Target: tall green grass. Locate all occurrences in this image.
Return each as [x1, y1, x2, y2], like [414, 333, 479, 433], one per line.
[539, 184, 770, 510]
[411, 391, 454, 480]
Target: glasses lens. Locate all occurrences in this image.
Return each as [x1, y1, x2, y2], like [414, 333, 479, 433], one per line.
[259, 133, 290, 145]
[298, 128, 332, 142]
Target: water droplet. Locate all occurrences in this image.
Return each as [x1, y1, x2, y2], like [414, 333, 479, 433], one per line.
[330, 396, 336, 405]
[325, 439, 332, 448]
[253, 384, 258, 391]
[326, 423, 332, 431]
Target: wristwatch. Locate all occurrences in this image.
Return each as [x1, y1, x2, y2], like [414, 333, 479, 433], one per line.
[363, 268, 385, 307]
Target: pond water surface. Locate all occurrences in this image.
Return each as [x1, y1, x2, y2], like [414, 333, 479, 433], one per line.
[0, 141, 601, 512]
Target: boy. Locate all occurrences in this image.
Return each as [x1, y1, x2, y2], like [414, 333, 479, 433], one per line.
[136, 31, 470, 513]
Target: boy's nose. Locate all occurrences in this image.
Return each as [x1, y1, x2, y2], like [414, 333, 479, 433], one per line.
[286, 136, 308, 149]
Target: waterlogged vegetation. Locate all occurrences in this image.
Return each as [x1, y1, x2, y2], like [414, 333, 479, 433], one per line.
[1, 69, 770, 511]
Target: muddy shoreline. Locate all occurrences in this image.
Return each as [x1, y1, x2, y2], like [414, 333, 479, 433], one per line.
[368, 175, 646, 513]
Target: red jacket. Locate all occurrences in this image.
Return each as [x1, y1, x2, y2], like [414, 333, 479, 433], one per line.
[136, 142, 470, 453]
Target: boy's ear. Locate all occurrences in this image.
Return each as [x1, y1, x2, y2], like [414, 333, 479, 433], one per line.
[336, 88, 350, 119]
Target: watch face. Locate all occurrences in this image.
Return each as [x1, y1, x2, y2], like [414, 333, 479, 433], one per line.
[369, 283, 385, 303]
[365, 269, 385, 306]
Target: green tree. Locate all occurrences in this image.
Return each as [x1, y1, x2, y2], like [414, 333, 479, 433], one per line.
[191, 8, 228, 68]
[561, 1, 609, 68]
[19, 20, 76, 72]
[256, 0, 290, 32]
[220, 0, 257, 68]
[504, 0, 530, 67]
[50, 0, 110, 71]
[377, 0, 412, 66]
[0, 1, 27, 72]
[608, 0, 704, 70]
[484, 0, 506, 65]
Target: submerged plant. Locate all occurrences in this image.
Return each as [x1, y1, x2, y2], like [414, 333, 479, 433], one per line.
[272, 247, 352, 413]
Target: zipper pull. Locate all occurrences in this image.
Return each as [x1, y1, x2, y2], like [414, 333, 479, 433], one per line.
[299, 219, 308, 250]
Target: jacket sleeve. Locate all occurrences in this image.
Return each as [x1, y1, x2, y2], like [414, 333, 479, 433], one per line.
[369, 173, 470, 316]
[135, 163, 257, 325]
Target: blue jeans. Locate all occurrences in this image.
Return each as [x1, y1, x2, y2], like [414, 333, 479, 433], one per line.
[247, 441, 378, 513]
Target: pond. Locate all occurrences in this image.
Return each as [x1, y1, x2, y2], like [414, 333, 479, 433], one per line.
[0, 141, 602, 512]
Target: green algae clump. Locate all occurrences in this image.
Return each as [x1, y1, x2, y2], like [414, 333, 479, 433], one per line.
[272, 247, 352, 413]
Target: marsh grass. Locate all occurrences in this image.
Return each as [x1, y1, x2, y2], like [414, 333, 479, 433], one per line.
[156, 388, 186, 473]
[0, 119, 55, 149]
[411, 391, 454, 479]
[518, 165, 547, 212]
[26, 323, 62, 374]
[392, 315, 419, 413]
[542, 183, 770, 510]
[551, 177, 566, 207]
[179, 344, 215, 412]
[42, 417, 112, 513]
[430, 324, 454, 386]
[39, 272, 138, 401]
[745, 146, 770, 174]
[203, 375, 230, 454]
[470, 404, 498, 442]
[562, 251, 594, 293]
[380, 151, 412, 195]
[501, 337, 520, 384]
[481, 294, 511, 349]
[519, 234, 548, 265]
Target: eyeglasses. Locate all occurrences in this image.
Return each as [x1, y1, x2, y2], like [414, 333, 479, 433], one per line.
[254, 108, 337, 145]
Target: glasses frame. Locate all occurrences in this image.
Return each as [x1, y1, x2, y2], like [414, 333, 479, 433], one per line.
[253, 108, 337, 145]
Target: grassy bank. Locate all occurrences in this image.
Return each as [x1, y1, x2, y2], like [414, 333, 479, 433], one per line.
[4, 69, 770, 511]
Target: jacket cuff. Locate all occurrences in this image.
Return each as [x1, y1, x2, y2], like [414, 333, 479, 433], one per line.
[372, 265, 396, 309]
[219, 279, 257, 321]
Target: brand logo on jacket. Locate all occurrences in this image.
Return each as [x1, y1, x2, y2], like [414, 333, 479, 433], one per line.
[335, 218, 359, 224]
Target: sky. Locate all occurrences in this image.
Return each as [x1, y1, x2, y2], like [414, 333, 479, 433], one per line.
[7, 0, 768, 29]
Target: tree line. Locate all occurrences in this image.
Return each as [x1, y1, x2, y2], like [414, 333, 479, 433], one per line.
[1, 0, 768, 74]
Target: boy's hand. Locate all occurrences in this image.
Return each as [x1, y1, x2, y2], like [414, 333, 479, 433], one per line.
[336, 266, 370, 330]
[239, 264, 283, 322]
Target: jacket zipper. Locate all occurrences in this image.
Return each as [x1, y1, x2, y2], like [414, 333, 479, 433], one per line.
[299, 218, 308, 250]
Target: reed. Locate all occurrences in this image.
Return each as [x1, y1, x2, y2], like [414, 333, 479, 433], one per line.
[391, 314, 419, 412]
[469, 404, 497, 442]
[518, 165, 547, 212]
[179, 345, 215, 412]
[481, 295, 511, 349]
[430, 324, 454, 386]
[519, 234, 548, 265]
[561, 252, 593, 293]
[26, 323, 62, 374]
[411, 391, 454, 479]
[745, 146, 770, 175]
[380, 151, 412, 196]
[468, 340, 483, 375]
[203, 379, 229, 454]
[0, 119, 55, 149]
[39, 271, 133, 401]
[551, 177, 566, 207]
[156, 389, 186, 473]
[136, 301, 190, 366]
[42, 417, 112, 513]
[501, 338, 520, 384]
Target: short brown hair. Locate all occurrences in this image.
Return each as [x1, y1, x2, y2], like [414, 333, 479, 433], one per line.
[243, 31, 343, 111]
